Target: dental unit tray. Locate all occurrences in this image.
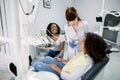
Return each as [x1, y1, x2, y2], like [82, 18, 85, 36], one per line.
[28, 36, 54, 49]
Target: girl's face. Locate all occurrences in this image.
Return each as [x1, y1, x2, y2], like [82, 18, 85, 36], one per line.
[80, 37, 86, 53]
[68, 17, 78, 27]
[50, 24, 58, 34]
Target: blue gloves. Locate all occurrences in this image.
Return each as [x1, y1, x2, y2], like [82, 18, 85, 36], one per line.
[69, 40, 76, 48]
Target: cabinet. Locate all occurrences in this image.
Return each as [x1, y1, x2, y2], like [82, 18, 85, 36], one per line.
[102, 12, 120, 45]
[102, 28, 120, 45]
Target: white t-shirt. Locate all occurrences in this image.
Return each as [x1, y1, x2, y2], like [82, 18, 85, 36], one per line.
[51, 35, 65, 51]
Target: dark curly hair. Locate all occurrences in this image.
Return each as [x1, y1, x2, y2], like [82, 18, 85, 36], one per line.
[84, 32, 109, 63]
[46, 23, 61, 37]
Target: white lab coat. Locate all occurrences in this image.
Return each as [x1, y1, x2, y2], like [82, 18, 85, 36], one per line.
[64, 20, 88, 60]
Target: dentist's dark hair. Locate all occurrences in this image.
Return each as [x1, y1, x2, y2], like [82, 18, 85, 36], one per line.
[65, 7, 81, 21]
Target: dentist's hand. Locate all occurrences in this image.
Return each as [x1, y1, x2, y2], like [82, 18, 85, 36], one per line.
[69, 40, 76, 48]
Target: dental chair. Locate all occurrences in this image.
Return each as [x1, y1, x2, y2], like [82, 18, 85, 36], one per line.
[81, 43, 112, 80]
[9, 44, 112, 80]
[81, 56, 109, 80]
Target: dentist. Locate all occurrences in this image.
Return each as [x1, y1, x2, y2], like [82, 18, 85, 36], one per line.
[64, 7, 88, 60]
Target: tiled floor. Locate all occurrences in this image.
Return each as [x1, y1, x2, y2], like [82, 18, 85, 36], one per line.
[103, 51, 120, 80]
[0, 44, 120, 80]
[103, 44, 120, 80]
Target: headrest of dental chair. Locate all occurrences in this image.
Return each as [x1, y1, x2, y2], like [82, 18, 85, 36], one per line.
[105, 42, 112, 54]
[104, 12, 120, 27]
[9, 63, 17, 76]
[81, 56, 109, 80]
[81, 43, 111, 80]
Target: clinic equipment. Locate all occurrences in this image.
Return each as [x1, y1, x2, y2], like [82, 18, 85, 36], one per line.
[102, 11, 120, 45]
[18, 0, 35, 15]
[8, 62, 59, 80]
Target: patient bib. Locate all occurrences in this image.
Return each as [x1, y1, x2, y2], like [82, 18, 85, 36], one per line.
[62, 52, 86, 73]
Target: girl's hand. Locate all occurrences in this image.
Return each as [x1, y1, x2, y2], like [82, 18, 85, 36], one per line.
[49, 64, 61, 73]
[49, 64, 58, 70]
[54, 57, 62, 62]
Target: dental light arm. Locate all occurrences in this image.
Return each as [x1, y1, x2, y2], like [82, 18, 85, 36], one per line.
[46, 29, 58, 39]
[18, 0, 35, 15]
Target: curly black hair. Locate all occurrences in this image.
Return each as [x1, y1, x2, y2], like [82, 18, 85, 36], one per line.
[84, 32, 109, 63]
[46, 23, 61, 37]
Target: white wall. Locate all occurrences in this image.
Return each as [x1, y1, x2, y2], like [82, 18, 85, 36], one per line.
[105, 0, 120, 11]
[74, 0, 102, 32]
[28, 0, 120, 36]
[29, 0, 120, 35]
[74, 0, 120, 33]
[28, 0, 73, 35]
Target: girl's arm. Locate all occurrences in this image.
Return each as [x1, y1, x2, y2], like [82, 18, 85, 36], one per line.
[49, 64, 62, 74]
[57, 41, 65, 58]
[54, 57, 69, 63]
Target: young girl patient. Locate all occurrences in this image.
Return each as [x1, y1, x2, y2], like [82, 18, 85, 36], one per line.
[45, 23, 65, 58]
[30, 32, 110, 80]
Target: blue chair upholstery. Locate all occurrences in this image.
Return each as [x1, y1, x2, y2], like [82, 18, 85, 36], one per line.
[81, 43, 111, 80]
[81, 56, 109, 80]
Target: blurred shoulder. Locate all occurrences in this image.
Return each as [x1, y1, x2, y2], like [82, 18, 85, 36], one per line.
[79, 20, 88, 25]
[60, 34, 65, 39]
[78, 20, 88, 30]
[64, 24, 69, 28]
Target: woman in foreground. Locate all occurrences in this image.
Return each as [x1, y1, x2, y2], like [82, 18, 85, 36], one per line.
[30, 32, 109, 80]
